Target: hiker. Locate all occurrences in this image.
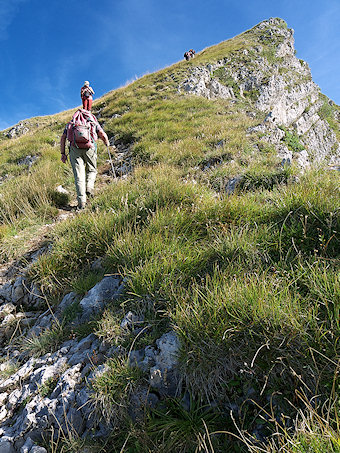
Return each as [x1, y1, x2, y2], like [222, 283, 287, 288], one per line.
[80, 81, 95, 111]
[184, 49, 196, 61]
[60, 109, 111, 210]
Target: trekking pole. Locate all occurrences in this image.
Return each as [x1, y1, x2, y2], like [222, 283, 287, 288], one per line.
[107, 145, 117, 180]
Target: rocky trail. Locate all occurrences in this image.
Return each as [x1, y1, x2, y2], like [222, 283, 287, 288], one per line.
[0, 140, 182, 453]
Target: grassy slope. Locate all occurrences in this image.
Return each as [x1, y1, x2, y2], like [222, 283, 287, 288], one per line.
[1, 19, 339, 452]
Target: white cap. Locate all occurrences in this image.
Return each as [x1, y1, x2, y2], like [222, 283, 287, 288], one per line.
[84, 81, 90, 86]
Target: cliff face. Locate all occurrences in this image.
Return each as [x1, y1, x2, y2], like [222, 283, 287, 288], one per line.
[180, 18, 340, 166]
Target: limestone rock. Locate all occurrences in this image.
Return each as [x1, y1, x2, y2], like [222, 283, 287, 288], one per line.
[20, 437, 34, 453]
[129, 387, 159, 420]
[225, 176, 243, 195]
[0, 441, 15, 453]
[0, 304, 16, 320]
[30, 447, 47, 453]
[55, 185, 68, 194]
[17, 155, 39, 168]
[0, 283, 13, 302]
[149, 331, 180, 396]
[179, 18, 339, 166]
[180, 67, 234, 100]
[120, 311, 143, 330]
[5, 122, 30, 139]
[79, 276, 124, 323]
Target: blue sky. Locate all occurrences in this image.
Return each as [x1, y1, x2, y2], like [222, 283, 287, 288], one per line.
[0, 0, 339, 130]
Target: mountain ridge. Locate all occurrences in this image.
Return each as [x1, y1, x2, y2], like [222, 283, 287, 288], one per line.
[0, 18, 339, 453]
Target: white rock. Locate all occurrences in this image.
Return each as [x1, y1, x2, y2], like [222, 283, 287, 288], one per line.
[0, 304, 16, 320]
[154, 331, 180, 370]
[1, 314, 15, 326]
[0, 406, 8, 421]
[55, 185, 68, 194]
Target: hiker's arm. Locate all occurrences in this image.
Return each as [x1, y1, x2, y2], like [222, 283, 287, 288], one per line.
[60, 132, 67, 163]
[90, 87, 94, 95]
[98, 129, 110, 147]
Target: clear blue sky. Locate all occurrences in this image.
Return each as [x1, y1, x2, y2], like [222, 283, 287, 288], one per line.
[1, 0, 339, 130]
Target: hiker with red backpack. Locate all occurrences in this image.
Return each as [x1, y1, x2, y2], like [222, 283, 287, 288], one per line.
[60, 109, 111, 210]
[80, 81, 95, 111]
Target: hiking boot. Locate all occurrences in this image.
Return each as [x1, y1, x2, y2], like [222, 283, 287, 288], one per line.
[86, 189, 94, 199]
[76, 202, 86, 211]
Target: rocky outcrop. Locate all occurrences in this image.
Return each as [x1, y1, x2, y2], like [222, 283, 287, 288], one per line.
[180, 67, 235, 100]
[0, 263, 181, 450]
[0, 276, 43, 310]
[129, 331, 180, 398]
[17, 156, 39, 169]
[78, 276, 124, 323]
[4, 123, 30, 139]
[179, 18, 340, 167]
[108, 138, 133, 178]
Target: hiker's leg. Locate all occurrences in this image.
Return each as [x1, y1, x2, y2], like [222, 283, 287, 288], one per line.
[83, 98, 89, 110]
[87, 98, 93, 111]
[85, 146, 97, 196]
[82, 98, 86, 109]
[69, 146, 87, 206]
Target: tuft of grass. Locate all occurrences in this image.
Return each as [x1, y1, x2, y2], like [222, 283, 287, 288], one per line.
[234, 389, 340, 452]
[95, 308, 124, 344]
[0, 359, 19, 381]
[20, 323, 66, 357]
[89, 357, 143, 424]
[171, 269, 310, 400]
[280, 126, 305, 152]
[71, 270, 105, 295]
[38, 376, 59, 398]
[49, 189, 70, 208]
[144, 398, 222, 453]
[237, 167, 292, 192]
[318, 94, 340, 141]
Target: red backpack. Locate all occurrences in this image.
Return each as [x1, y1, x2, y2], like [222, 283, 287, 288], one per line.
[67, 109, 99, 149]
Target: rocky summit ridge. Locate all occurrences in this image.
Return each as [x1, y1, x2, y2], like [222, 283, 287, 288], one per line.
[0, 18, 339, 453]
[180, 18, 339, 167]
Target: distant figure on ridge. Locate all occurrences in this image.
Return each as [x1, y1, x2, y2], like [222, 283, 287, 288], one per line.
[80, 81, 95, 111]
[184, 49, 196, 61]
[60, 109, 111, 210]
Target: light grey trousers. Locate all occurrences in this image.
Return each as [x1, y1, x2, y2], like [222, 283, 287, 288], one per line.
[69, 145, 97, 206]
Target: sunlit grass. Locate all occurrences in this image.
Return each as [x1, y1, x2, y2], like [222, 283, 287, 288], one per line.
[0, 16, 339, 451]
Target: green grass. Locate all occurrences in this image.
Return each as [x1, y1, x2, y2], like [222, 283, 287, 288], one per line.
[0, 16, 339, 452]
[0, 359, 19, 381]
[20, 322, 66, 357]
[89, 357, 144, 424]
[27, 165, 339, 451]
[280, 126, 305, 152]
[38, 376, 59, 397]
[318, 94, 340, 141]
[143, 398, 223, 452]
[71, 270, 105, 295]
